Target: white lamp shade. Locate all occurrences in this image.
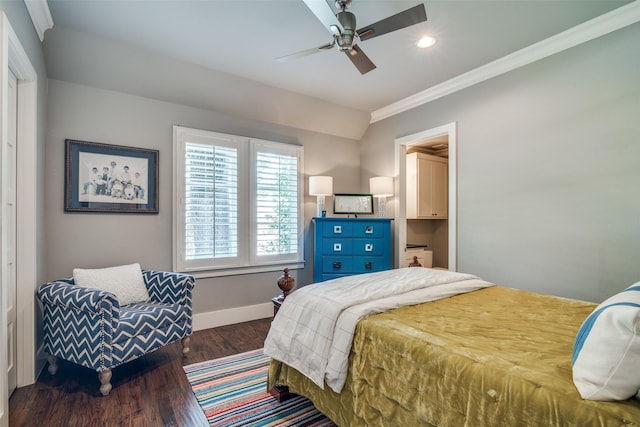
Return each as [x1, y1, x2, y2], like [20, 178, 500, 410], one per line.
[309, 176, 333, 196]
[370, 176, 393, 197]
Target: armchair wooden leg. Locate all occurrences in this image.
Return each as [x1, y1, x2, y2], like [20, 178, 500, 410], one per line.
[47, 355, 58, 375]
[181, 337, 191, 355]
[99, 369, 112, 396]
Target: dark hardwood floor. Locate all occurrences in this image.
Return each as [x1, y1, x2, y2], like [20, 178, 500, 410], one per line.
[9, 318, 272, 427]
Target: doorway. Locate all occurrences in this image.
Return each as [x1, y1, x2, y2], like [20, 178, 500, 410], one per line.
[394, 122, 457, 271]
[5, 68, 18, 398]
[1, 12, 40, 426]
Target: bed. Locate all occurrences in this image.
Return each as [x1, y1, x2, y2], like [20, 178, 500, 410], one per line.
[265, 268, 640, 426]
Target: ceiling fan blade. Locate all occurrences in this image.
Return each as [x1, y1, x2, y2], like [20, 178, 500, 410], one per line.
[345, 44, 376, 75]
[302, 0, 344, 34]
[357, 4, 427, 42]
[276, 42, 335, 62]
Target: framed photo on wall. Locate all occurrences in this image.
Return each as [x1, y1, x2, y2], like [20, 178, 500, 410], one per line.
[64, 139, 159, 213]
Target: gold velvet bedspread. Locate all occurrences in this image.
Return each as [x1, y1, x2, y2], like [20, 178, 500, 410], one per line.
[268, 286, 640, 426]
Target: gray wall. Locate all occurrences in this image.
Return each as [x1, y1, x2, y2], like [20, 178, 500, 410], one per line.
[361, 23, 640, 303]
[43, 25, 370, 141]
[45, 79, 361, 314]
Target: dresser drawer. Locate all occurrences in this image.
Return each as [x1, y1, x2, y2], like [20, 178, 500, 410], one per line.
[353, 222, 384, 238]
[352, 238, 383, 256]
[322, 256, 353, 274]
[322, 256, 385, 275]
[322, 239, 353, 255]
[322, 222, 353, 238]
[352, 256, 385, 273]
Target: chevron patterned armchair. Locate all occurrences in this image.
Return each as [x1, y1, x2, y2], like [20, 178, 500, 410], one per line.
[37, 269, 195, 396]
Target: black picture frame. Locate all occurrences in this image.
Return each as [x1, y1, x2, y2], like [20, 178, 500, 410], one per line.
[333, 193, 374, 215]
[64, 139, 159, 214]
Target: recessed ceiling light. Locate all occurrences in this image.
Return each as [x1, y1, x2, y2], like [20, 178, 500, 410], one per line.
[416, 36, 436, 48]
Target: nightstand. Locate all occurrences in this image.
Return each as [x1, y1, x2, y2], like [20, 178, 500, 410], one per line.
[272, 294, 285, 318]
[272, 268, 294, 318]
[269, 269, 296, 402]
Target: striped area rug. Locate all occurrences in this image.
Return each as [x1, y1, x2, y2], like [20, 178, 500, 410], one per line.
[184, 348, 335, 426]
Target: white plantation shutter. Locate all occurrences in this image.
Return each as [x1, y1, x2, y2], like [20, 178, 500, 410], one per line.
[254, 145, 300, 258]
[174, 126, 303, 275]
[184, 142, 238, 260]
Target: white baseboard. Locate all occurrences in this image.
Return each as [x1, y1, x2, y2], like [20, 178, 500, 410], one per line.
[192, 302, 273, 331]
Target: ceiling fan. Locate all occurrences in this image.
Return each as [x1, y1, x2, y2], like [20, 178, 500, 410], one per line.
[277, 0, 427, 75]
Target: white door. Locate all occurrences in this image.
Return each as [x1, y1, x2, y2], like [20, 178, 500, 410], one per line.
[6, 69, 18, 396]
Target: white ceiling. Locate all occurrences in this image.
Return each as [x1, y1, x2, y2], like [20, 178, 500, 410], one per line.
[45, 0, 631, 114]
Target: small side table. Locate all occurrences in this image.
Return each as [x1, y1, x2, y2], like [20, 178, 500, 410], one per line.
[269, 269, 297, 402]
[269, 293, 295, 402]
[272, 294, 285, 318]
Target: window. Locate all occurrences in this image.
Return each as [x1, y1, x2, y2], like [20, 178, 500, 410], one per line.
[173, 126, 304, 276]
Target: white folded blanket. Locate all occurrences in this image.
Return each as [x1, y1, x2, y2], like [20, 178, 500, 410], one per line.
[264, 267, 494, 393]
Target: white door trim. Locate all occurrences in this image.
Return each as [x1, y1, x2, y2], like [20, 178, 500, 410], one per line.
[1, 12, 39, 395]
[394, 122, 457, 271]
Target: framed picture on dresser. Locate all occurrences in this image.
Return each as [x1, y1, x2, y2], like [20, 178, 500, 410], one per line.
[333, 194, 373, 215]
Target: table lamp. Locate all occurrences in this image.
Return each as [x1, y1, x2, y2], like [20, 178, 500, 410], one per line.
[309, 176, 333, 217]
[369, 176, 393, 217]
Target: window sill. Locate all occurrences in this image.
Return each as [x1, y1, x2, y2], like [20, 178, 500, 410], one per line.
[183, 261, 305, 279]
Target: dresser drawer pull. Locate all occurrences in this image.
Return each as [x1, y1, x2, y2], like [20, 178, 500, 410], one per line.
[364, 243, 373, 252]
[365, 225, 373, 234]
[364, 261, 373, 270]
[333, 261, 342, 270]
[333, 243, 342, 252]
[333, 225, 342, 234]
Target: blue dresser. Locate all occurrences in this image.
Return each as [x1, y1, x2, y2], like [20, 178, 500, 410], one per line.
[313, 217, 393, 283]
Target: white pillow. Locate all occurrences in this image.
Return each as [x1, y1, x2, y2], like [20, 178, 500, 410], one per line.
[73, 263, 150, 306]
[572, 282, 640, 400]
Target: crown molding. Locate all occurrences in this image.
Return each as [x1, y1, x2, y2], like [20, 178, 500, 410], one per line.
[23, 0, 53, 42]
[371, 0, 640, 123]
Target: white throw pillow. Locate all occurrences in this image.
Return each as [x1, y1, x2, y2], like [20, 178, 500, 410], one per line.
[73, 263, 150, 306]
[572, 282, 640, 401]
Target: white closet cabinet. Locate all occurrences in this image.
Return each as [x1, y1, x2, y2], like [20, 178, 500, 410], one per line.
[406, 152, 448, 219]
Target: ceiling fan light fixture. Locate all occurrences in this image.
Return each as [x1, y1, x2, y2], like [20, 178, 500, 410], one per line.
[416, 36, 436, 48]
[287, 1, 428, 74]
